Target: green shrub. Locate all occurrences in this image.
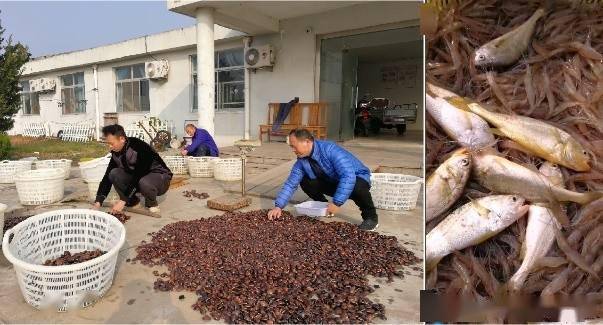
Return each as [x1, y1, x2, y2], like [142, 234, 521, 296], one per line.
[0, 133, 11, 159]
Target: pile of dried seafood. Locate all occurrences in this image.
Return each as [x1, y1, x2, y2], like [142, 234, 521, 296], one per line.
[425, 0, 603, 317]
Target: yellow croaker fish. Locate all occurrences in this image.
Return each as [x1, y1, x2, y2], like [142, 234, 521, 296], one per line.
[426, 195, 529, 271]
[472, 149, 602, 206]
[426, 85, 495, 150]
[426, 148, 471, 222]
[474, 8, 545, 67]
[507, 162, 564, 291]
[466, 102, 591, 171]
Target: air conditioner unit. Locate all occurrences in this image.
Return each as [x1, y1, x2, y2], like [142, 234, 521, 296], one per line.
[244, 45, 275, 69]
[30, 78, 56, 93]
[145, 60, 169, 79]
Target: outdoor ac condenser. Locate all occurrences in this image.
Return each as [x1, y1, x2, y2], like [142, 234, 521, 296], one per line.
[244, 45, 275, 69]
[145, 60, 169, 79]
[29, 78, 56, 93]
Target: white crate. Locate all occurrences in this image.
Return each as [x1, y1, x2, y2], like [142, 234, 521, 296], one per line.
[79, 156, 111, 182]
[213, 158, 242, 181]
[0, 160, 33, 184]
[86, 179, 120, 203]
[370, 173, 423, 211]
[163, 156, 188, 175]
[2, 209, 125, 311]
[35, 159, 72, 180]
[15, 168, 65, 205]
[187, 156, 218, 178]
[295, 201, 329, 217]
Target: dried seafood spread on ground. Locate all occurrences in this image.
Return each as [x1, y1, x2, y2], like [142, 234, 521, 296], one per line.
[425, 0, 603, 318]
[134, 210, 419, 323]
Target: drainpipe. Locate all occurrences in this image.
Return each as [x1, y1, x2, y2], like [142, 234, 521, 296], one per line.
[196, 7, 215, 136]
[93, 65, 100, 141]
[244, 36, 251, 140]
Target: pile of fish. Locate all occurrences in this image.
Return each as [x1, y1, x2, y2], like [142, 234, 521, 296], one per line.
[425, 0, 603, 313]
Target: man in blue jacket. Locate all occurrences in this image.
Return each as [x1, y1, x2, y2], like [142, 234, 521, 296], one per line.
[180, 124, 219, 157]
[267, 128, 378, 230]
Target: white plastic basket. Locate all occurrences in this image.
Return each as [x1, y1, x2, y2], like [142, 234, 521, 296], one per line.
[0, 160, 33, 184]
[213, 158, 243, 181]
[295, 201, 328, 217]
[15, 168, 65, 205]
[370, 173, 423, 211]
[79, 156, 111, 182]
[35, 159, 72, 180]
[2, 209, 126, 311]
[187, 156, 218, 178]
[163, 156, 188, 175]
[86, 179, 120, 203]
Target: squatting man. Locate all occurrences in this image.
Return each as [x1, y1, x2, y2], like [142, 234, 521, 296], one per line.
[93, 124, 173, 214]
[267, 128, 379, 231]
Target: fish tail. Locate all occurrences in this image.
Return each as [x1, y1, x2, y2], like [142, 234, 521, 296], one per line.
[558, 189, 603, 205]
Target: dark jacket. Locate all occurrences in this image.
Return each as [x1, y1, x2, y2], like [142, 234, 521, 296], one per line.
[185, 128, 219, 157]
[96, 137, 172, 204]
[274, 140, 371, 208]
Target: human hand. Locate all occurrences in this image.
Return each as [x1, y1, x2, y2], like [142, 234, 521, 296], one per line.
[181, 149, 188, 156]
[326, 203, 339, 217]
[92, 202, 101, 210]
[111, 200, 126, 213]
[267, 207, 282, 220]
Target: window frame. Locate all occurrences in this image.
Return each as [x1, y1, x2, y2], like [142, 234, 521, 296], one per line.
[60, 72, 86, 115]
[114, 63, 150, 113]
[190, 48, 245, 113]
[19, 80, 41, 116]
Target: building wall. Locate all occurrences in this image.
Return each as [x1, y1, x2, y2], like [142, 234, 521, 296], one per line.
[357, 58, 423, 131]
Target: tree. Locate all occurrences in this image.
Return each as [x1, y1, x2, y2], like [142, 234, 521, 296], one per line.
[0, 12, 30, 132]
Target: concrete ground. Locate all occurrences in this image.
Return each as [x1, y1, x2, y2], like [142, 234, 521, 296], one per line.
[0, 133, 423, 323]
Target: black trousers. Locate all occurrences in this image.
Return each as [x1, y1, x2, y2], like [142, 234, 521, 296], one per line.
[190, 144, 211, 157]
[300, 176, 378, 221]
[108, 168, 171, 207]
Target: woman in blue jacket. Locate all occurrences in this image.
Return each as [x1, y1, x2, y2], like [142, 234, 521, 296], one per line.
[181, 124, 219, 157]
[267, 128, 378, 230]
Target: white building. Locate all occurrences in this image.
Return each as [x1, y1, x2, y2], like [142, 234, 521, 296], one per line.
[14, 1, 422, 147]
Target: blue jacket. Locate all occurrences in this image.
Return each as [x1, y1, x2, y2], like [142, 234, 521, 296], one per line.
[275, 140, 371, 208]
[186, 128, 219, 157]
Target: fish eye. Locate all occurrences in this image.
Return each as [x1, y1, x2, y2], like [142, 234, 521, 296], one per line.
[582, 150, 588, 155]
[478, 54, 486, 61]
[512, 196, 517, 202]
[551, 164, 558, 168]
[461, 158, 469, 166]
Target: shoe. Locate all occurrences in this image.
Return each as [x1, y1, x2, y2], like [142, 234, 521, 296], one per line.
[149, 206, 160, 214]
[126, 196, 141, 208]
[358, 219, 379, 231]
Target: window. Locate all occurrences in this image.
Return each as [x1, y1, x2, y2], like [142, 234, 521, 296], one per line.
[115, 64, 150, 112]
[19, 81, 40, 115]
[60, 72, 86, 114]
[191, 48, 245, 112]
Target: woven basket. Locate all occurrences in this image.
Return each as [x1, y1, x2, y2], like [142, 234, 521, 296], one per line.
[370, 173, 423, 211]
[35, 159, 72, 180]
[86, 179, 120, 203]
[79, 156, 110, 182]
[213, 158, 243, 181]
[15, 168, 65, 205]
[2, 209, 125, 311]
[187, 157, 218, 178]
[0, 160, 33, 184]
[163, 156, 188, 175]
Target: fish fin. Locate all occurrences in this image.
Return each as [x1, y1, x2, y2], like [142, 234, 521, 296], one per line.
[467, 196, 490, 218]
[490, 128, 505, 137]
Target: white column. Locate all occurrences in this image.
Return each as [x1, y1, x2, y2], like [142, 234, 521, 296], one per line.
[195, 7, 215, 136]
[93, 64, 100, 141]
[243, 37, 251, 140]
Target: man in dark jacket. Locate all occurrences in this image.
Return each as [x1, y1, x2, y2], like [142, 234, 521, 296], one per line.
[93, 124, 173, 214]
[267, 128, 378, 230]
[181, 124, 219, 157]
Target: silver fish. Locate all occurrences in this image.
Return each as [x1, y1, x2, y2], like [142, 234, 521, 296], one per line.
[426, 148, 471, 222]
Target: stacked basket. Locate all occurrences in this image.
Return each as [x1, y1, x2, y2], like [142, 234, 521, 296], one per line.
[35, 159, 72, 180]
[79, 156, 119, 203]
[2, 209, 126, 311]
[370, 173, 423, 211]
[15, 168, 65, 205]
[187, 156, 218, 178]
[213, 158, 243, 181]
[0, 160, 34, 184]
[163, 156, 188, 175]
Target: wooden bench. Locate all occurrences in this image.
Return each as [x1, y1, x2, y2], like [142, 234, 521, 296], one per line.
[259, 102, 327, 142]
